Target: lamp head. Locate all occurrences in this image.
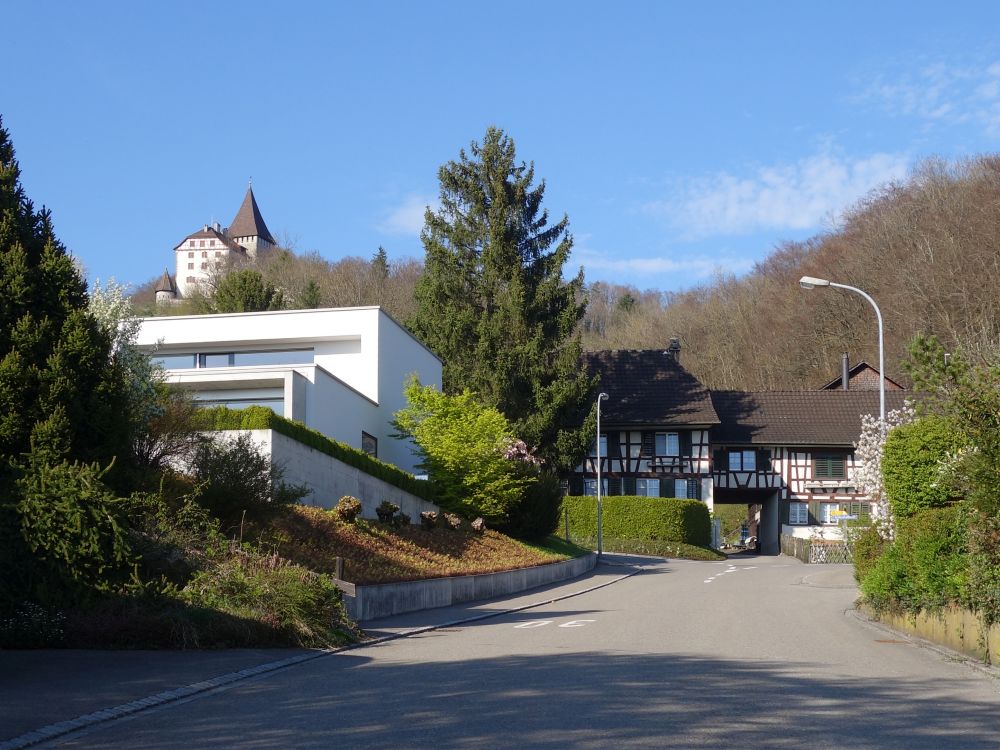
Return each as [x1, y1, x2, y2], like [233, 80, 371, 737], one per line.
[597, 392, 609, 401]
[799, 275, 830, 290]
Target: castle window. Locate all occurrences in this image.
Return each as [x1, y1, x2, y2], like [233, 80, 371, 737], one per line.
[188, 251, 194, 258]
[189, 241, 195, 248]
[210, 239, 215, 247]
[187, 263, 193, 270]
[215, 251, 221, 257]
[186, 276, 196, 283]
[201, 251, 208, 258]
[200, 263, 207, 270]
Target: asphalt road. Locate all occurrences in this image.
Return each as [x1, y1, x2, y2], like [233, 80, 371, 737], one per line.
[18, 555, 1000, 748]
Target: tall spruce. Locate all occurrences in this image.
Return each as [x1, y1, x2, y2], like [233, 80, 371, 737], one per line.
[411, 127, 594, 469]
[0, 119, 135, 606]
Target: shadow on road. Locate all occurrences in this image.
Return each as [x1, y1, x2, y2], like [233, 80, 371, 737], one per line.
[66, 649, 1000, 749]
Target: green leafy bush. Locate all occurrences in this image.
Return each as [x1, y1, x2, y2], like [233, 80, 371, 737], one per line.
[498, 471, 564, 540]
[188, 433, 308, 525]
[392, 378, 530, 522]
[13, 459, 133, 606]
[849, 523, 886, 584]
[561, 495, 712, 548]
[883, 415, 964, 519]
[860, 505, 967, 613]
[191, 405, 434, 501]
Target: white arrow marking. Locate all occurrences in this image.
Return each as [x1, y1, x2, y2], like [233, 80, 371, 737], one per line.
[558, 619, 596, 628]
[514, 620, 554, 629]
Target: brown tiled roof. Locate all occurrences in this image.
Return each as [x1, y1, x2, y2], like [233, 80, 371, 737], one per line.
[584, 350, 720, 426]
[711, 390, 911, 446]
[228, 186, 275, 244]
[173, 226, 244, 253]
[154, 268, 176, 293]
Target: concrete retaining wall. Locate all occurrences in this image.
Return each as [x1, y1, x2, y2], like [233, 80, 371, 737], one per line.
[216, 429, 439, 520]
[339, 553, 598, 622]
[861, 603, 1000, 664]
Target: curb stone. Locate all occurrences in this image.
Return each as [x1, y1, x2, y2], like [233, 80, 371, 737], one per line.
[0, 563, 645, 750]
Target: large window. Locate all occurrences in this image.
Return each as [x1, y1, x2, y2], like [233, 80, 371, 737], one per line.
[583, 478, 609, 496]
[655, 432, 679, 456]
[728, 450, 756, 471]
[361, 432, 377, 457]
[789, 502, 808, 525]
[590, 434, 608, 457]
[672, 478, 700, 499]
[196, 397, 284, 416]
[814, 453, 847, 479]
[636, 478, 660, 497]
[820, 503, 839, 525]
[152, 349, 314, 371]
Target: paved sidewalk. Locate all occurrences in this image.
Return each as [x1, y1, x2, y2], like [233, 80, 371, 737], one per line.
[0, 554, 650, 745]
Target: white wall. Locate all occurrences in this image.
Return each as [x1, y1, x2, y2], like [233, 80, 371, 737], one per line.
[224, 429, 440, 520]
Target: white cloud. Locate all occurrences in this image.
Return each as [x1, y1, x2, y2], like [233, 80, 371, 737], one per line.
[644, 149, 909, 238]
[378, 194, 437, 235]
[576, 249, 753, 278]
[863, 58, 1000, 136]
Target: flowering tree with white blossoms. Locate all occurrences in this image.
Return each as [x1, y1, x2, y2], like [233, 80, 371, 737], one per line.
[852, 402, 914, 539]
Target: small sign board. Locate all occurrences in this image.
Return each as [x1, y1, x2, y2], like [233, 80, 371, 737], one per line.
[839, 515, 858, 521]
[830, 509, 849, 517]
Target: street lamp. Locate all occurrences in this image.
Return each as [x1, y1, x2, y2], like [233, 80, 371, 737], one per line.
[799, 276, 885, 429]
[596, 392, 609, 558]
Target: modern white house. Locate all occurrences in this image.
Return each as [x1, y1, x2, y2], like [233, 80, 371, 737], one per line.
[136, 306, 441, 476]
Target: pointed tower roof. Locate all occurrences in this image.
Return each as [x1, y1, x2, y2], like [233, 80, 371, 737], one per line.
[155, 268, 177, 293]
[228, 184, 275, 244]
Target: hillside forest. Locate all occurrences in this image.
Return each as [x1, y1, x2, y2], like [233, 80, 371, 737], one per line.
[135, 155, 1000, 391]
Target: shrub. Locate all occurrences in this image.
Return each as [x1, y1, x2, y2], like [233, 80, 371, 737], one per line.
[188, 433, 308, 525]
[191, 405, 434, 502]
[442, 512, 462, 530]
[420, 511, 438, 530]
[849, 523, 886, 584]
[179, 548, 350, 648]
[334, 496, 363, 523]
[498, 471, 563, 540]
[376, 501, 399, 523]
[394, 512, 412, 529]
[392, 378, 530, 523]
[860, 505, 967, 613]
[560, 495, 711, 548]
[883, 415, 964, 519]
[13, 459, 133, 606]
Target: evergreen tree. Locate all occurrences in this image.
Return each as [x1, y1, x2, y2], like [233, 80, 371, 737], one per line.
[411, 127, 595, 469]
[212, 269, 285, 312]
[0, 119, 136, 606]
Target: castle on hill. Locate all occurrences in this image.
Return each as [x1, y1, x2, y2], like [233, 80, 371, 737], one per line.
[155, 184, 276, 303]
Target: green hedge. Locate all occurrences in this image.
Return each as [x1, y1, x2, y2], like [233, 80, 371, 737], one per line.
[560, 495, 711, 548]
[883, 415, 964, 519]
[191, 406, 435, 502]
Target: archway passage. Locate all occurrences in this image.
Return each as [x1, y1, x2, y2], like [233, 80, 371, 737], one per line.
[712, 488, 781, 555]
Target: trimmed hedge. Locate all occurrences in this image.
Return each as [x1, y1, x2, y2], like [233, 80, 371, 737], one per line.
[560, 495, 711, 548]
[883, 415, 964, 519]
[191, 406, 435, 502]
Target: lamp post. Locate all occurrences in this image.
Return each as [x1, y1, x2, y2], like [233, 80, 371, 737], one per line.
[799, 276, 885, 429]
[596, 392, 609, 558]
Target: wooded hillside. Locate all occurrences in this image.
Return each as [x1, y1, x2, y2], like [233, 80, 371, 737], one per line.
[137, 155, 1000, 392]
[581, 156, 1000, 389]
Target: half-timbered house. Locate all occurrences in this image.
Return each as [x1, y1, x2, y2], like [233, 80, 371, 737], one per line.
[570, 347, 910, 555]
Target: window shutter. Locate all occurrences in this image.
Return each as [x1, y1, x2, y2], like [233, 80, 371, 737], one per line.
[607, 431, 620, 457]
[757, 449, 772, 471]
[686, 478, 701, 500]
[713, 449, 725, 469]
[680, 431, 692, 456]
[641, 431, 655, 457]
[608, 477, 621, 496]
[622, 477, 636, 496]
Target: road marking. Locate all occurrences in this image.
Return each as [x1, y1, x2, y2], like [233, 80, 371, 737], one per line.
[514, 620, 553, 629]
[558, 619, 596, 628]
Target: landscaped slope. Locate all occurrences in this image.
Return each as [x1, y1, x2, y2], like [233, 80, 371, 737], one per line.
[254, 506, 577, 584]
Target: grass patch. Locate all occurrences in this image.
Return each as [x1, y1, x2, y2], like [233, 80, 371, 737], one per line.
[521, 535, 592, 559]
[250, 506, 572, 584]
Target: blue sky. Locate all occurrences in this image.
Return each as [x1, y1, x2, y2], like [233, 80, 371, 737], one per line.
[4, 1, 1000, 293]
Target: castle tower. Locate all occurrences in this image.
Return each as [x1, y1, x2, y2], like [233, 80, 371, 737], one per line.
[154, 268, 178, 304]
[227, 183, 276, 259]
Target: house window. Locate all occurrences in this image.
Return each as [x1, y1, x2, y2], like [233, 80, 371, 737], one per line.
[789, 502, 808, 525]
[590, 435, 608, 457]
[187, 263, 194, 270]
[655, 432, 679, 456]
[583, 478, 609, 496]
[151, 353, 197, 369]
[820, 503, 844, 525]
[210, 239, 216, 247]
[814, 453, 847, 479]
[198, 353, 233, 368]
[188, 251, 194, 258]
[636, 478, 660, 497]
[189, 241, 195, 248]
[201, 251, 208, 258]
[728, 450, 756, 471]
[215, 251, 221, 257]
[200, 263, 208, 270]
[362, 432, 377, 457]
[199, 240, 205, 247]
